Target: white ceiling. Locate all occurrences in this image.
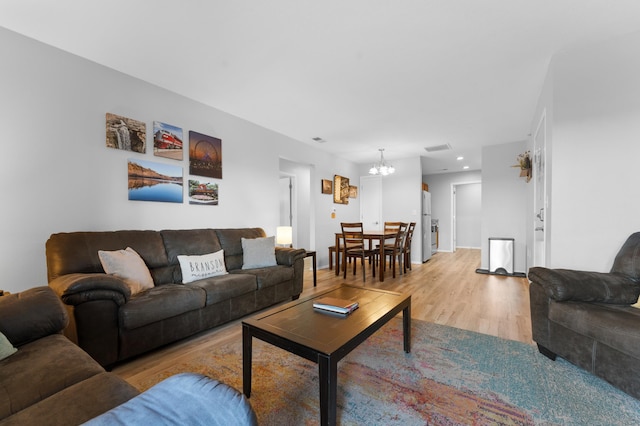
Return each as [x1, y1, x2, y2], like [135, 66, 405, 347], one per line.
[2, 1, 640, 173]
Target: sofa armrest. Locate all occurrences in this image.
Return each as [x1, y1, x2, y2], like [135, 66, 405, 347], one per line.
[528, 267, 640, 304]
[0, 286, 68, 346]
[84, 373, 258, 426]
[275, 247, 306, 267]
[49, 273, 131, 307]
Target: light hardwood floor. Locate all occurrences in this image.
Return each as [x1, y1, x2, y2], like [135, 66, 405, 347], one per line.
[114, 248, 533, 385]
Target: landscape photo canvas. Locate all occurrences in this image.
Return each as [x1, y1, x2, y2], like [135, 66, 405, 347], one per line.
[128, 159, 183, 203]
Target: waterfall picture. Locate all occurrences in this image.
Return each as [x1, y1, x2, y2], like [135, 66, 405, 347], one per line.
[106, 113, 146, 153]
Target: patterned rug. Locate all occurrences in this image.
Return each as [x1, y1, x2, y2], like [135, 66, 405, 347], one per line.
[135, 318, 640, 425]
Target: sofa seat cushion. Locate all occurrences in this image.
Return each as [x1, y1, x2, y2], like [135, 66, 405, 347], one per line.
[187, 274, 257, 305]
[549, 301, 640, 359]
[120, 285, 206, 330]
[0, 334, 104, 419]
[230, 265, 294, 290]
[1, 372, 139, 426]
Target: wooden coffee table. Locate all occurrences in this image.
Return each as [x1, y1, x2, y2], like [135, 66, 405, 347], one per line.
[242, 284, 411, 426]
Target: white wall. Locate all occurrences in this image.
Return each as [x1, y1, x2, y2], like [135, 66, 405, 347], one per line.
[422, 171, 482, 252]
[358, 156, 423, 263]
[481, 141, 528, 273]
[547, 30, 640, 271]
[0, 27, 360, 292]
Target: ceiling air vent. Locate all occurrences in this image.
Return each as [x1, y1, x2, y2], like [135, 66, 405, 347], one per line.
[312, 137, 327, 143]
[424, 143, 452, 153]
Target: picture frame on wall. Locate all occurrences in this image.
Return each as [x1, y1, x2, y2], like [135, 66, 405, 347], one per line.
[349, 185, 358, 198]
[127, 159, 183, 203]
[321, 179, 332, 194]
[153, 121, 183, 160]
[106, 113, 146, 153]
[333, 175, 349, 204]
[189, 131, 222, 179]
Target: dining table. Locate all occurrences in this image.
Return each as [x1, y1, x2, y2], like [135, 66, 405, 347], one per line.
[334, 229, 398, 282]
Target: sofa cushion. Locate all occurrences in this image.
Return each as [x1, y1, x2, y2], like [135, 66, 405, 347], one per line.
[241, 236, 277, 269]
[0, 332, 17, 361]
[231, 265, 294, 290]
[119, 284, 206, 330]
[0, 287, 68, 347]
[1, 372, 139, 426]
[549, 301, 640, 360]
[178, 250, 228, 284]
[215, 228, 265, 271]
[0, 334, 105, 419]
[188, 274, 257, 305]
[46, 230, 168, 281]
[161, 229, 222, 265]
[98, 247, 155, 295]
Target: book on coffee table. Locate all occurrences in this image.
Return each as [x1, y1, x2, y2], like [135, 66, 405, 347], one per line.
[313, 297, 359, 315]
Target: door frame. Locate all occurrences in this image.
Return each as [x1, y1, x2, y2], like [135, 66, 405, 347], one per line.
[451, 180, 481, 252]
[532, 109, 548, 267]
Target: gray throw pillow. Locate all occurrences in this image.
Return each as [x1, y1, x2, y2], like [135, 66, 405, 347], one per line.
[0, 331, 17, 361]
[242, 236, 277, 269]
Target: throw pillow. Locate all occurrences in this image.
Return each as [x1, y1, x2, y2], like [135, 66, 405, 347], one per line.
[0, 331, 17, 361]
[98, 247, 154, 295]
[178, 250, 228, 284]
[242, 236, 277, 269]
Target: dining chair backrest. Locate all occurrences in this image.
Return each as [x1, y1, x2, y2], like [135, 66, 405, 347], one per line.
[340, 222, 365, 251]
[404, 222, 416, 250]
[383, 222, 404, 234]
[392, 222, 408, 251]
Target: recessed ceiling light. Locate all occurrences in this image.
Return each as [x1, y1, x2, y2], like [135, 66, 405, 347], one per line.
[463, 166, 469, 169]
[457, 156, 464, 161]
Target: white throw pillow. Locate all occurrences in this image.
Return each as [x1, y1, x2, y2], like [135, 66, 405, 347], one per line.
[98, 247, 154, 295]
[178, 250, 228, 284]
[241, 236, 277, 269]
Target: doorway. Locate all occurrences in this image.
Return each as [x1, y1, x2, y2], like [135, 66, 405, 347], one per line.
[279, 158, 312, 250]
[532, 110, 547, 267]
[451, 181, 482, 251]
[359, 175, 382, 230]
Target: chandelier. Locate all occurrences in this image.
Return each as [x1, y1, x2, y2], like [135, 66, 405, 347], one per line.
[369, 148, 395, 176]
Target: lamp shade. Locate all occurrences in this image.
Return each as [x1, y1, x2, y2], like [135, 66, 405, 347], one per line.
[276, 226, 293, 246]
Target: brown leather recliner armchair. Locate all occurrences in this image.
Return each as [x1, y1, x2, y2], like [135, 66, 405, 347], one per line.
[528, 232, 640, 399]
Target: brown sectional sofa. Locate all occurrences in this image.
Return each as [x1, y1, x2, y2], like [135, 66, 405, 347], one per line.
[0, 286, 257, 425]
[46, 228, 306, 367]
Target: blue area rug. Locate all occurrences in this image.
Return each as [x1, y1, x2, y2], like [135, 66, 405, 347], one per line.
[137, 318, 640, 425]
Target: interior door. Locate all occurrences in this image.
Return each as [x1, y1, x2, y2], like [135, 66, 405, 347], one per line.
[533, 111, 547, 267]
[360, 175, 382, 230]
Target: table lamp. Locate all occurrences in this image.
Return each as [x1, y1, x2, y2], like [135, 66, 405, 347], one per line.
[276, 226, 293, 248]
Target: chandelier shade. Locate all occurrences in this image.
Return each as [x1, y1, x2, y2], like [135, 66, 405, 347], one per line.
[369, 148, 395, 176]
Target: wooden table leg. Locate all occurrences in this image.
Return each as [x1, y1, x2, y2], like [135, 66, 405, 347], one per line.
[403, 302, 411, 353]
[242, 324, 252, 397]
[378, 236, 385, 282]
[318, 354, 338, 426]
[335, 234, 340, 277]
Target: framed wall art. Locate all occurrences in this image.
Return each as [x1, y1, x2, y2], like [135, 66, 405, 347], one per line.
[321, 179, 332, 194]
[127, 159, 183, 203]
[188, 180, 219, 205]
[349, 185, 358, 198]
[106, 113, 146, 153]
[153, 121, 183, 160]
[189, 131, 222, 179]
[333, 175, 350, 204]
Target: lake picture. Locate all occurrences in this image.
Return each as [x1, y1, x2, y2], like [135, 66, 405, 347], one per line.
[128, 159, 183, 203]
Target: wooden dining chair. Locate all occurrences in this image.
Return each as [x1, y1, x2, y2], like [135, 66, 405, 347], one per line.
[340, 222, 375, 282]
[382, 222, 408, 278]
[402, 222, 416, 273]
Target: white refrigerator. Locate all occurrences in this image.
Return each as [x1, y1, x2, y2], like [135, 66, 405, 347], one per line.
[422, 191, 432, 262]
